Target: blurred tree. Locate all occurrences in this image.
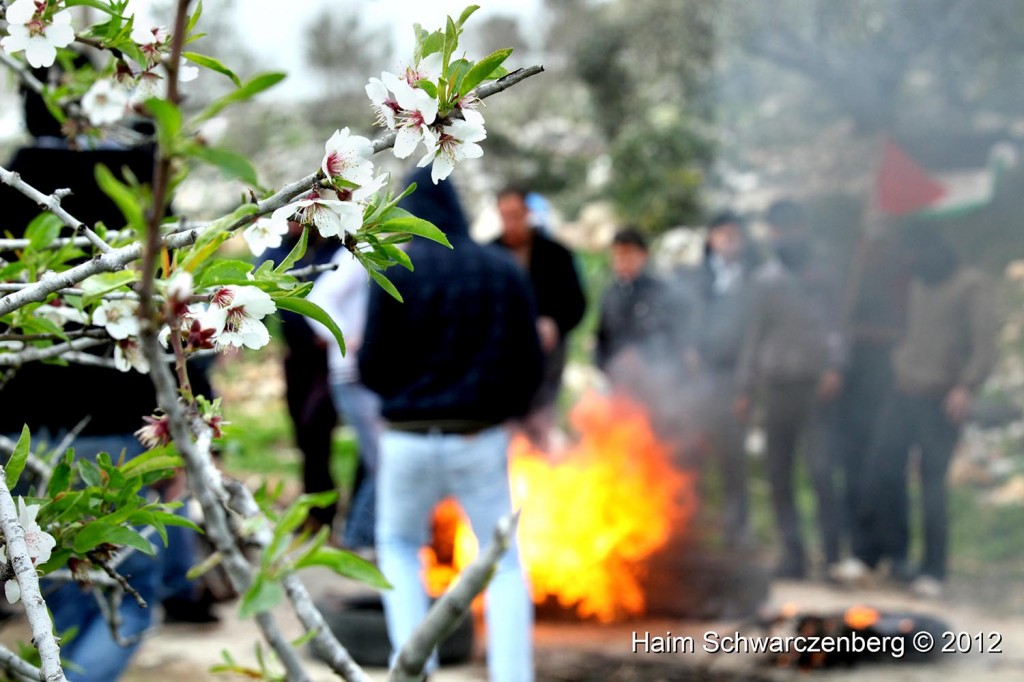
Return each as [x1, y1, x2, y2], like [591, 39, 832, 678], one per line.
[304, 8, 393, 96]
[725, 0, 1024, 132]
[466, 15, 530, 58]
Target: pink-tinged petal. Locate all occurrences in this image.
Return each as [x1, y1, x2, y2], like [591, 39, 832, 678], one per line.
[417, 148, 436, 169]
[235, 316, 271, 349]
[417, 53, 443, 82]
[311, 205, 343, 238]
[416, 92, 439, 125]
[334, 200, 364, 234]
[393, 127, 421, 159]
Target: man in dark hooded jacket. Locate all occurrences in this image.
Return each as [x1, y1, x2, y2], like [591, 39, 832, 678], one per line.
[359, 167, 542, 682]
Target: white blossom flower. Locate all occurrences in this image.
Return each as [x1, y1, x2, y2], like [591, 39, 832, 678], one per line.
[381, 71, 438, 159]
[205, 285, 277, 350]
[321, 128, 374, 186]
[285, 191, 363, 239]
[16, 498, 56, 566]
[366, 77, 399, 130]
[114, 338, 150, 374]
[131, 24, 168, 53]
[403, 52, 442, 86]
[243, 207, 290, 257]
[37, 301, 88, 328]
[456, 93, 485, 126]
[417, 118, 487, 184]
[129, 69, 163, 107]
[166, 270, 194, 305]
[1, 0, 76, 69]
[93, 299, 139, 340]
[81, 78, 129, 127]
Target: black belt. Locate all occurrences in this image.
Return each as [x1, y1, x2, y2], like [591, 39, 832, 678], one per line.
[388, 420, 498, 436]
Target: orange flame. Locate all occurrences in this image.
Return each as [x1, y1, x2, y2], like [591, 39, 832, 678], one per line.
[844, 605, 881, 630]
[423, 390, 697, 622]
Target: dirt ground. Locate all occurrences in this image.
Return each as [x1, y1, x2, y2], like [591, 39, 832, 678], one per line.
[3, 567, 1022, 681]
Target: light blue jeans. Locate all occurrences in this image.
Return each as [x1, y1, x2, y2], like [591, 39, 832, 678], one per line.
[376, 425, 534, 682]
[330, 381, 382, 549]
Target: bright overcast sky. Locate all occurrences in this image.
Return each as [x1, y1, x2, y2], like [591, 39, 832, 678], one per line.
[138, 0, 546, 98]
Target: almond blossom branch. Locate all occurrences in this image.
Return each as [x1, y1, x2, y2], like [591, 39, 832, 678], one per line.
[136, 324, 312, 681]
[284, 262, 339, 279]
[390, 512, 520, 682]
[0, 165, 112, 254]
[0, 642, 43, 682]
[88, 553, 147, 608]
[222, 479, 373, 682]
[0, 65, 545, 319]
[0, 338, 106, 366]
[0, 469, 65, 682]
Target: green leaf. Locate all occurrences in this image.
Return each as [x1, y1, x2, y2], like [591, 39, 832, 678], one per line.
[273, 227, 308, 274]
[368, 269, 403, 303]
[76, 459, 102, 488]
[274, 296, 346, 355]
[182, 51, 240, 87]
[416, 79, 438, 99]
[194, 72, 287, 124]
[458, 5, 480, 27]
[193, 258, 255, 288]
[46, 451, 74, 498]
[94, 165, 145, 232]
[295, 547, 392, 590]
[178, 204, 260, 272]
[443, 16, 459, 72]
[186, 0, 203, 34]
[25, 213, 64, 252]
[185, 550, 222, 581]
[276, 491, 339, 537]
[446, 59, 473, 97]
[187, 144, 260, 187]
[239, 574, 284, 618]
[420, 30, 445, 59]
[119, 450, 183, 478]
[73, 522, 156, 556]
[146, 98, 182, 153]
[382, 243, 414, 271]
[458, 48, 513, 96]
[378, 212, 452, 248]
[79, 270, 140, 305]
[5, 425, 30, 490]
[64, 0, 121, 14]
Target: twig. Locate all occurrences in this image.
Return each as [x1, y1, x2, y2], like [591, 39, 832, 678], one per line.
[0, 466, 66, 681]
[0, 327, 110, 341]
[284, 262, 339, 279]
[389, 512, 520, 682]
[45, 569, 120, 588]
[0, 338, 106, 367]
[0, 642, 43, 682]
[257, 611, 311, 682]
[49, 416, 91, 470]
[91, 586, 143, 648]
[223, 480, 373, 682]
[0, 50, 45, 95]
[88, 554, 147, 608]
[0, 64, 546, 319]
[0, 166, 112, 254]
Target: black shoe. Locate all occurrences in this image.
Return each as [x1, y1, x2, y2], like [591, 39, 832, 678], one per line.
[161, 596, 220, 624]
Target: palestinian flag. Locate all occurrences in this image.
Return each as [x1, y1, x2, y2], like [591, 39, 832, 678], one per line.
[875, 138, 1014, 218]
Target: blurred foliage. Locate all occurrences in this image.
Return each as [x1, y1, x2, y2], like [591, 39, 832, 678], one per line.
[724, 0, 1024, 133]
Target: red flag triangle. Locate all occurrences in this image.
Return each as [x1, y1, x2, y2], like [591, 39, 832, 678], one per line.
[875, 139, 947, 216]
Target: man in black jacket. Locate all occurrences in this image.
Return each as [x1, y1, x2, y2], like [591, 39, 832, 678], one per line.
[493, 186, 586, 447]
[359, 167, 542, 682]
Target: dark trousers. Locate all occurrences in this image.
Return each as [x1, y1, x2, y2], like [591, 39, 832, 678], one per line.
[830, 341, 895, 558]
[284, 347, 338, 527]
[763, 381, 841, 570]
[857, 390, 959, 579]
[696, 371, 749, 547]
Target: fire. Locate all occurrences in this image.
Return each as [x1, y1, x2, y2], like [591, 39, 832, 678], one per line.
[423, 390, 697, 622]
[844, 605, 881, 630]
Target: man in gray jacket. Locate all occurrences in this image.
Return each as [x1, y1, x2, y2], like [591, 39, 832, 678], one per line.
[856, 228, 996, 598]
[735, 200, 844, 579]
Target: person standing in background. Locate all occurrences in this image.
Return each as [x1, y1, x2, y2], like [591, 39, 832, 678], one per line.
[494, 186, 586, 449]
